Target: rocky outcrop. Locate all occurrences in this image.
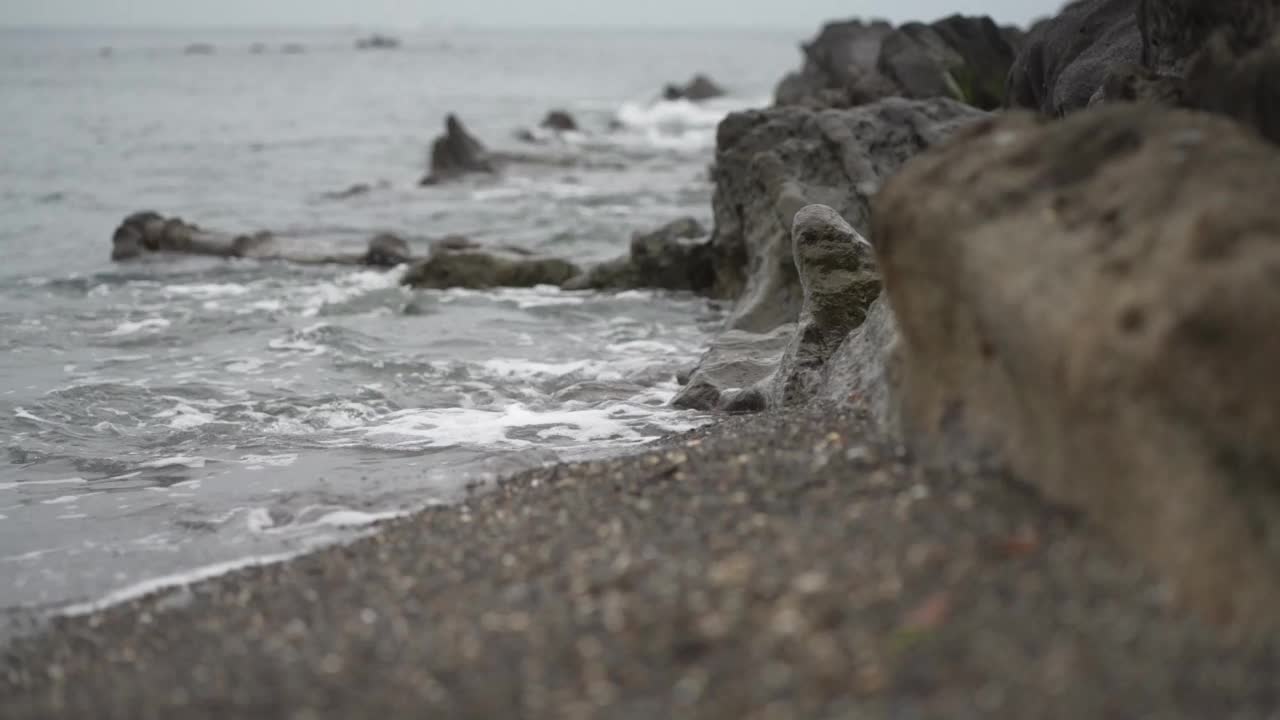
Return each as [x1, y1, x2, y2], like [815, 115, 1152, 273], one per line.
[767, 205, 881, 407]
[671, 325, 794, 412]
[662, 74, 726, 102]
[873, 104, 1280, 630]
[420, 115, 496, 186]
[110, 212, 413, 267]
[775, 16, 1020, 110]
[1004, 0, 1141, 116]
[562, 218, 713, 292]
[706, 97, 985, 332]
[403, 240, 580, 290]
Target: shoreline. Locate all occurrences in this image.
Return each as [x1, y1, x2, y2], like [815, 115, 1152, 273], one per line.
[4, 407, 1276, 718]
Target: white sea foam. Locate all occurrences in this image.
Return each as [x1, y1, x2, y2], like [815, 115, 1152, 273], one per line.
[0, 477, 87, 491]
[109, 317, 171, 336]
[137, 456, 208, 469]
[163, 283, 251, 299]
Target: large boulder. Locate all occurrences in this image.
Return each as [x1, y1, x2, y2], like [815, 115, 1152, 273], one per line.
[562, 217, 713, 292]
[1004, 0, 1142, 115]
[420, 115, 496, 186]
[775, 15, 1019, 110]
[404, 240, 579, 290]
[873, 104, 1280, 630]
[706, 97, 985, 332]
[878, 16, 1020, 110]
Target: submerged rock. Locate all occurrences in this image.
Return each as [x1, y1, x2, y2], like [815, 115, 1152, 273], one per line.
[403, 244, 580, 290]
[356, 34, 400, 50]
[662, 74, 726, 102]
[874, 104, 1280, 631]
[562, 217, 712, 292]
[420, 115, 496, 186]
[767, 205, 881, 407]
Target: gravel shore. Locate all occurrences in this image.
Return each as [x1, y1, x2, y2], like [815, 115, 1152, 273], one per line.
[3, 408, 1278, 719]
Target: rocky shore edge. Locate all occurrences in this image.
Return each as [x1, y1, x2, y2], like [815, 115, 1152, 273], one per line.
[7, 1, 1280, 716]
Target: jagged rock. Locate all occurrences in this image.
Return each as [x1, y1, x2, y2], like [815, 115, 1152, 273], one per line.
[562, 218, 712, 292]
[671, 325, 794, 411]
[1004, 0, 1141, 115]
[775, 16, 1019, 109]
[873, 104, 1280, 631]
[403, 245, 579, 290]
[707, 97, 985, 332]
[420, 115, 496, 186]
[662, 74, 726, 102]
[540, 110, 579, 132]
[879, 16, 1020, 110]
[767, 205, 881, 407]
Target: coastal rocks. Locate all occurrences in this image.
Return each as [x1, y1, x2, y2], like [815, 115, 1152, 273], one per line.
[767, 205, 881, 408]
[562, 217, 713, 292]
[671, 324, 794, 412]
[775, 16, 1020, 110]
[707, 97, 985, 332]
[662, 74, 726, 102]
[110, 212, 413, 267]
[403, 242, 580, 290]
[420, 115, 496, 186]
[873, 104, 1280, 630]
[1004, 0, 1141, 115]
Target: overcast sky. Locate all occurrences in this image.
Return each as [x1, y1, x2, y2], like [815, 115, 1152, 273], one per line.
[2, 1, 1064, 29]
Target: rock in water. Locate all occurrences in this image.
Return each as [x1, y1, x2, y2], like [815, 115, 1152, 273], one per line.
[774, 19, 897, 108]
[768, 205, 881, 407]
[873, 104, 1280, 631]
[363, 234, 412, 267]
[403, 244, 579, 290]
[1004, 0, 1141, 116]
[662, 74, 726, 102]
[562, 217, 712, 292]
[420, 115, 496, 186]
[539, 110, 579, 132]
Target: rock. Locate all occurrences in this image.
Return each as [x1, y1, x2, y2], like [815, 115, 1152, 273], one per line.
[818, 295, 900, 424]
[774, 19, 897, 107]
[363, 234, 412, 268]
[872, 104, 1280, 630]
[249, 42, 267, 54]
[775, 16, 1019, 110]
[707, 97, 985, 332]
[110, 212, 414, 267]
[662, 74, 726, 102]
[281, 43, 306, 54]
[420, 115, 496, 186]
[404, 245, 580, 290]
[882, 15, 1020, 110]
[540, 110, 579, 132]
[767, 205, 881, 407]
[112, 212, 251, 261]
[671, 325, 794, 411]
[183, 43, 215, 55]
[356, 34, 400, 50]
[1004, 0, 1142, 115]
[562, 217, 713, 292]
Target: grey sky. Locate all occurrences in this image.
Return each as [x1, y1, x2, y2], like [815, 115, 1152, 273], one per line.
[2, 1, 1064, 29]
